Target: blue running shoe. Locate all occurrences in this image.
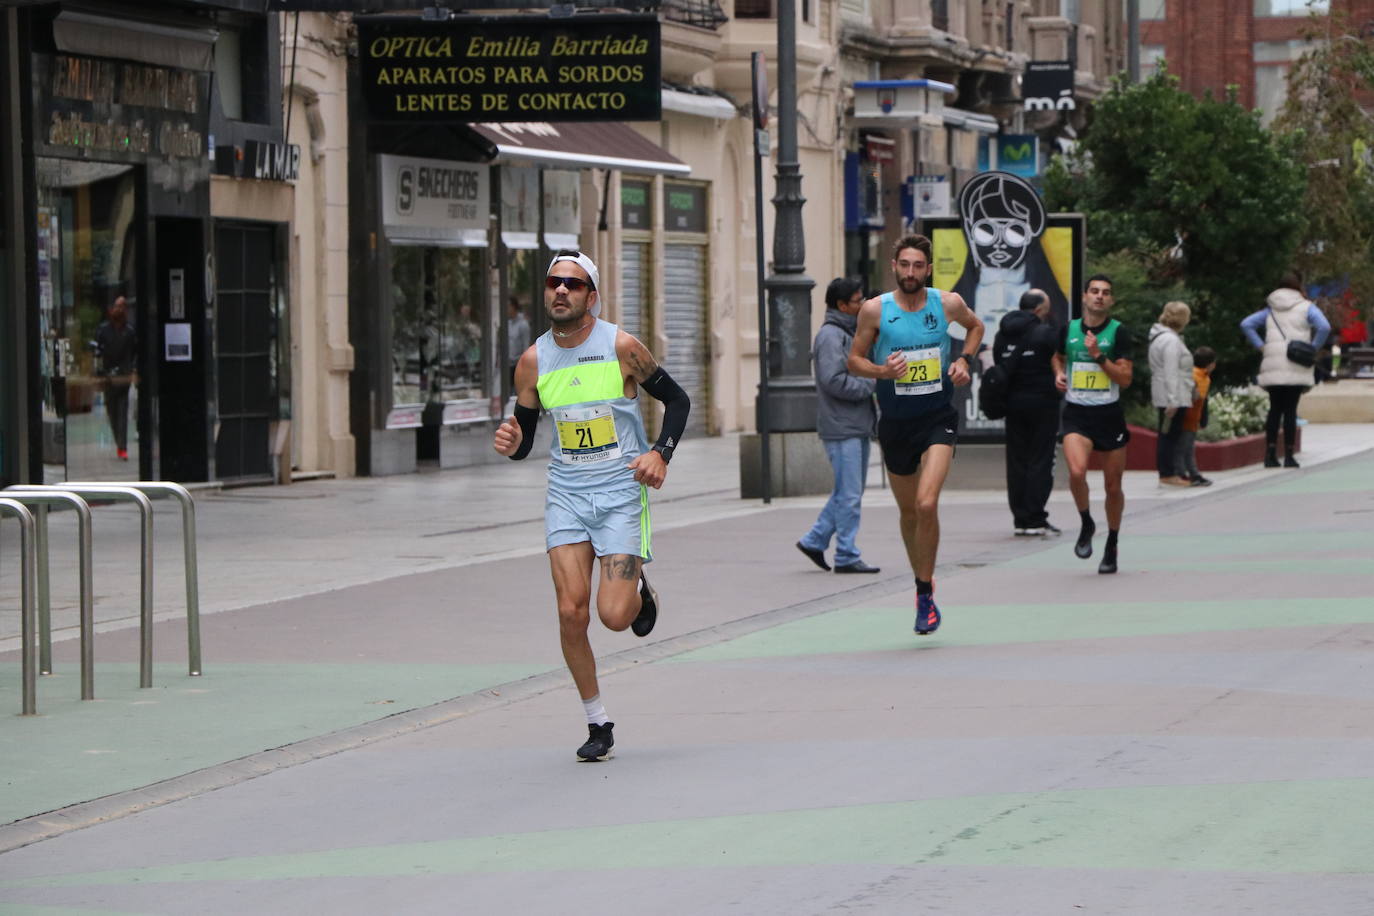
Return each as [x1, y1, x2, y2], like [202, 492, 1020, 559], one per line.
[914, 593, 941, 635]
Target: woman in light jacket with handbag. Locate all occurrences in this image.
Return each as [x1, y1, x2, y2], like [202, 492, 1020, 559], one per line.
[1148, 301, 1196, 487]
[1240, 270, 1331, 468]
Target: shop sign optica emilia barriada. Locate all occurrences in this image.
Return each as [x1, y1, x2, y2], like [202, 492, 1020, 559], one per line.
[356, 15, 661, 123]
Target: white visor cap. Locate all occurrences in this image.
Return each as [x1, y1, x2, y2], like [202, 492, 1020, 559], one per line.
[548, 252, 601, 317]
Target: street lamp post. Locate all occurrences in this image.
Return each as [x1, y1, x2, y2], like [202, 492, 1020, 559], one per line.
[759, 0, 816, 435]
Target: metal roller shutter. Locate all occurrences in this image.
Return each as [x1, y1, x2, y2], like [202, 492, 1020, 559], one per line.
[618, 241, 646, 343]
[662, 243, 708, 436]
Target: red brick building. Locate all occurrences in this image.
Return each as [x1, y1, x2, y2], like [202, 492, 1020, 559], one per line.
[1139, 0, 1374, 122]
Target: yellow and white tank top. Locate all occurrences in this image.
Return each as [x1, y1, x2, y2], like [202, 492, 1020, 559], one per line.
[536, 319, 649, 493]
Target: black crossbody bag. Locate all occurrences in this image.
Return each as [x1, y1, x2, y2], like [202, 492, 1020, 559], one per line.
[1269, 308, 1316, 368]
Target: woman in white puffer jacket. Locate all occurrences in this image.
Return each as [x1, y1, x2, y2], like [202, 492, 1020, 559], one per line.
[1148, 301, 1195, 486]
[1239, 271, 1331, 468]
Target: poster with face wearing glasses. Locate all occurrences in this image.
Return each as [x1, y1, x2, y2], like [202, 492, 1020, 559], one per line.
[920, 171, 1083, 436]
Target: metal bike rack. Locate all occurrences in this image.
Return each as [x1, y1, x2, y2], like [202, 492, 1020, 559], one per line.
[66, 481, 200, 678]
[0, 491, 94, 699]
[7, 485, 156, 688]
[0, 498, 39, 715]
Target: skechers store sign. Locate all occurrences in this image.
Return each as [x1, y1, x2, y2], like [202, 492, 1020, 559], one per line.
[379, 154, 490, 246]
[357, 15, 660, 122]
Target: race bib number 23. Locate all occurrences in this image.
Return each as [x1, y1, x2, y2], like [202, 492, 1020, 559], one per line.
[896, 347, 942, 396]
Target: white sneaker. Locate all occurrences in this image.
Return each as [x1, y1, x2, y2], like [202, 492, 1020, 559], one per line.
[1014, 527, 1046, 536]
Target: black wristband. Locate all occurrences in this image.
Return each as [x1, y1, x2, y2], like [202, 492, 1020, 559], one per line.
[652, 443, 674, 464]
[957, 352, 975, 367]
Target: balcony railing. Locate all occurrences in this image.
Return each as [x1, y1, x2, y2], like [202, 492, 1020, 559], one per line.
[662, 0, 728, 28]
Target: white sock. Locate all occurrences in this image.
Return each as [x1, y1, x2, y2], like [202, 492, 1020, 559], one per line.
[582, 694, 609, 726]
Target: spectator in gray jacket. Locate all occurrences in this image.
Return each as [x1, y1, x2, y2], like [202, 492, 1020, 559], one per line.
[1148, 300, 1195, 487]
[796, 277, 880, 574]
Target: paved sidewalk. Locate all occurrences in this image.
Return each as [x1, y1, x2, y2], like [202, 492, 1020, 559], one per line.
[4, 423, 1369, 650]
[0, 423, 1371, 913]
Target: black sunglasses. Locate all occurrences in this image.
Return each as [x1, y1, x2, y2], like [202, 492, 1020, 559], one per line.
[545, 275, 591, 292]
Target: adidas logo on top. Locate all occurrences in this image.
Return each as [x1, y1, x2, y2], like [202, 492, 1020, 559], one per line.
[569, 377, 581, 386]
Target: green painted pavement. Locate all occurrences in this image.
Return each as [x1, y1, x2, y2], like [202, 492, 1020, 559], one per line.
[5, 779, 1372, 887]
[1250, 453, 1374, 496]
[672, 597, 1374, 662]
[0, 661, 544, 826]
[999, 530, 1374, 570]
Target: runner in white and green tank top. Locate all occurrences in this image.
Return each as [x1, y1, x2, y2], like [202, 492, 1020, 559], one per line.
[1053, 274, 1136, 575]
[494, 251, 691, 763]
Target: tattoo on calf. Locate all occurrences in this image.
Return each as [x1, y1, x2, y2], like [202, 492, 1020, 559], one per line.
[603, 555, 641, 581]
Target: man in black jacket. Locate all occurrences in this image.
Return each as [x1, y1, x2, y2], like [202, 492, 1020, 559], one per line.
[796, 277, 880, 574]
[993, 288, 1062, 536]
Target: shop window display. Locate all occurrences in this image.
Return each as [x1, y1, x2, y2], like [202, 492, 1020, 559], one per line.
[389, 244, 487, 409]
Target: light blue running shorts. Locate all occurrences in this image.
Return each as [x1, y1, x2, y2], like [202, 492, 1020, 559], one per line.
[545, 484, 652, 561]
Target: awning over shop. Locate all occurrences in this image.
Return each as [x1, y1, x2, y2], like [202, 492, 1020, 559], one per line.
[942, 108, 1001, 134]
[466, 122, 690, 177]
[52, 11, 218, 72]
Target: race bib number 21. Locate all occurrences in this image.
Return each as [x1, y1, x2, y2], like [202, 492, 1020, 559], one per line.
[554, 405, 621, 464]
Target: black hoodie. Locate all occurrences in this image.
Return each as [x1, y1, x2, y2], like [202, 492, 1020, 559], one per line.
[992, 310, 1061, 410]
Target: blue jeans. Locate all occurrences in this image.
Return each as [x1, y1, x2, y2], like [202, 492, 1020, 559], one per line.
[799, 437, 870, 567]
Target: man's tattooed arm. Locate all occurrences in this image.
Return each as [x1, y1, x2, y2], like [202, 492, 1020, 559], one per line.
[617, 331, 660, 383]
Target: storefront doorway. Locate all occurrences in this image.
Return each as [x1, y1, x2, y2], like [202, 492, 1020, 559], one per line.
[215, 221, 284, 482]
[35, 157, 141, 483]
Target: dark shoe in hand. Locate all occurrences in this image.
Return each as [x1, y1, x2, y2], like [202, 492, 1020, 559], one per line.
[834, 560, 880, 574]
[796, 541, 830, 571]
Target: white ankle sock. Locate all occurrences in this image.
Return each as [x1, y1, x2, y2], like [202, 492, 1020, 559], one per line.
[582, 695, 609, 726]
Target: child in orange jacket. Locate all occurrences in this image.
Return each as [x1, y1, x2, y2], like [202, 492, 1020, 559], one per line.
[1179, 346, 1216, 486]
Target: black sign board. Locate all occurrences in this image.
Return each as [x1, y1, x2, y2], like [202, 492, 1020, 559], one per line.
[664, 181, 706, 233]
[357, 15, 661, 123]
[1022, 60, 1075, 112]
[34, 54, 210, 165]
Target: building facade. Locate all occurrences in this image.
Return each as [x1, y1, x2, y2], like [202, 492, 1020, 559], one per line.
[2, 1, 1130, 486]
[1139, 0, 1374, 124]
[0, 0, 300, 488]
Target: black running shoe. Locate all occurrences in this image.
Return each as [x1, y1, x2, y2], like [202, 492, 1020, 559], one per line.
[1098, 549, 1118, 575]
[631, 571, 658, 637]
[576, 722, 615, 761]
[1043, 522, 1063, 536]
[1074, 517, 1096, 559]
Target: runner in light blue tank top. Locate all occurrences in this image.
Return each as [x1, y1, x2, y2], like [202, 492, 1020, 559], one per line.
[493, 250, 692, 763]
[534, 319, 650, 495]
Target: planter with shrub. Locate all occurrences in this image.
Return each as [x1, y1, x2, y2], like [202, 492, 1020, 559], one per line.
[1089, 387, 1298, 471]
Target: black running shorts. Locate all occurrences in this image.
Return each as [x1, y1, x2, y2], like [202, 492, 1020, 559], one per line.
[1061, 404, 1131, 453]
[877, 406, 959, 476]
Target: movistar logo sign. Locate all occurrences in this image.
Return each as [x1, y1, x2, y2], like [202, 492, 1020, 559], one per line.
[1001, 142, 1033, 161]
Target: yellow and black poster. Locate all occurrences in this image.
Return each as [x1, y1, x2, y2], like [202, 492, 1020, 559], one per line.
[357, 15, 661, 123]
[920, 172, 1084, 437]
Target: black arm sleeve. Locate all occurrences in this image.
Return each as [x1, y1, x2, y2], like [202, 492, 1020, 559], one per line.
[639, 367, 690, 460]
[508, 403, 540, 460]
